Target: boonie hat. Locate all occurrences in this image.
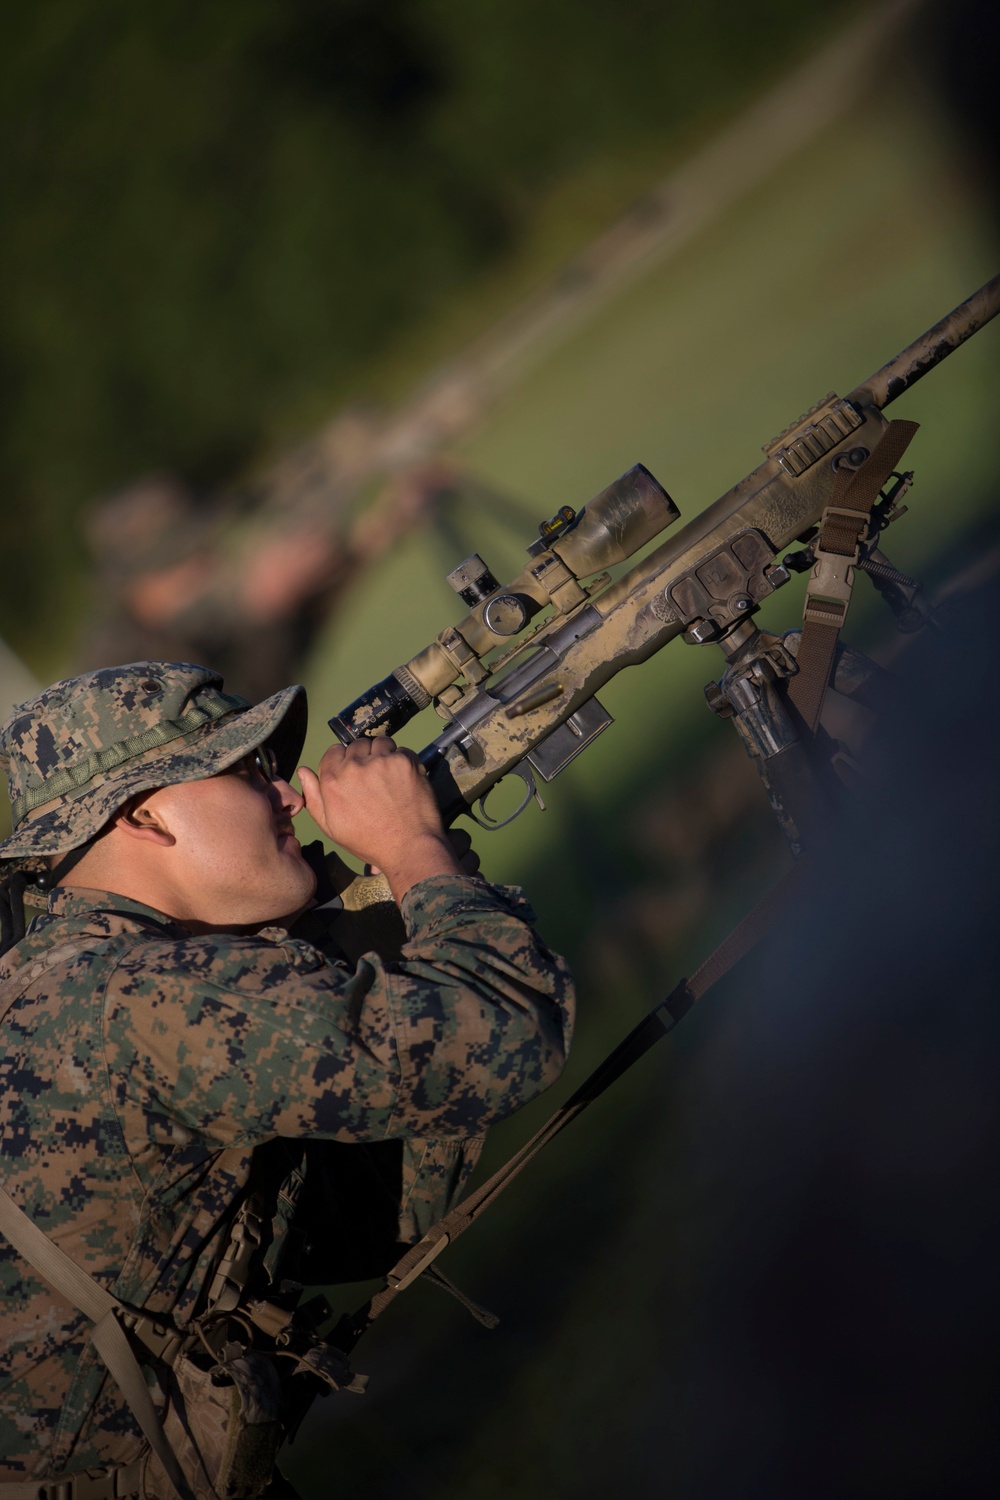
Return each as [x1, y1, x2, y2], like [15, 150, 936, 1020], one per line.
[0, 661, 307, 858]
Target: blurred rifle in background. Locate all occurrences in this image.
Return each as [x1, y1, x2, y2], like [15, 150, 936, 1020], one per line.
[330, 275, 1000, 855]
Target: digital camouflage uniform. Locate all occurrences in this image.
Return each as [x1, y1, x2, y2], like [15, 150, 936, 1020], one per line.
[0, 663, 574, 1493]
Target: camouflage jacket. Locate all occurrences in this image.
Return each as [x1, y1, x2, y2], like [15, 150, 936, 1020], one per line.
[0, 875, 574, 1478]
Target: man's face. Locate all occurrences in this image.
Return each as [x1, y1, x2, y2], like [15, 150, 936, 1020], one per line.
[131, 751, 317, 928]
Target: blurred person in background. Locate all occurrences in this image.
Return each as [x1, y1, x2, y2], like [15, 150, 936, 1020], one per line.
[0, 660, 575, 1498]
[75, 460, 474, 704]
[76, 479, 345, 704]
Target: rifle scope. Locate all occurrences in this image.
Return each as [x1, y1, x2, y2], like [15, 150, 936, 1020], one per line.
[329, 463, 679, 743]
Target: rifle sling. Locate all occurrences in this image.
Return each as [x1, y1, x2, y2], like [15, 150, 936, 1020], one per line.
[0, 1186, 194, 1500]
[786, 419, 918, 735]
[337, 854, 805, 1351]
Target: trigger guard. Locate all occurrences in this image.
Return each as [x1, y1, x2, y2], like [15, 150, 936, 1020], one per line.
[469, 766, 538, 831]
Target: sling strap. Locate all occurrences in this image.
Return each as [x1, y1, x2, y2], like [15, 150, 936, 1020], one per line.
[0, 1187, 193, 1500]
[786, 419, 918, 735]
[336, 853, 807, 1351]
[0, 1455, 145, 1500]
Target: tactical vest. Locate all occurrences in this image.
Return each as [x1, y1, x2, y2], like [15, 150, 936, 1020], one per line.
[0, 931, 365, 1500]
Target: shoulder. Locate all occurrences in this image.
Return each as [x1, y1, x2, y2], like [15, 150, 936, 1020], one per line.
[0, 914, 131, 998]
[108, 925, 340, 1004]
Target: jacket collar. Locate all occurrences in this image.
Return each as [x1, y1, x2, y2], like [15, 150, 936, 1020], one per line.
[45, 885, 188, 934]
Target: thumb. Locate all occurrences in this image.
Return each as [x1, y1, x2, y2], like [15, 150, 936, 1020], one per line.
[296, 765, 321, 811]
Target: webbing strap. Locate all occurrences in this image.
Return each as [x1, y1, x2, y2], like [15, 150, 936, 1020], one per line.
[786, 420, 918, 735]
[0, 1188, 192, 1500]
[11, 693, 250, 825]
[0, 1455, 144, 1499]
[338, 856, 805, 1349]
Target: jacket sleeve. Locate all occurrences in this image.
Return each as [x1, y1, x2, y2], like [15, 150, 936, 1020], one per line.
[104, 875, 575, 1152]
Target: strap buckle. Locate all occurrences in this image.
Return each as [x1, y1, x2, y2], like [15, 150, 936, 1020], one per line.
[29, 1456, 144, 1500]
[802, 547, 856, 626]
[802, 500, 871, 626]
[120, 1310, 185, 1367]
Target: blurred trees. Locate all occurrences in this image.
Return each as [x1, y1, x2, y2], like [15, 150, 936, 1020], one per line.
[0, 0, 855, 662]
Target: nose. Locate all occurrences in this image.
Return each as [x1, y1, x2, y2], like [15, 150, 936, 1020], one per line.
[270, 776, 305, 818]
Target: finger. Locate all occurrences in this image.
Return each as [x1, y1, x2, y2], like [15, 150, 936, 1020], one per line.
[342, 735, 396, 762]
[448, 828, 473, 858]
[398, 746, 429, 776]
[317, 744, 347, 773]
[460, 849, 481, 875]
[297, 765, 320, 803]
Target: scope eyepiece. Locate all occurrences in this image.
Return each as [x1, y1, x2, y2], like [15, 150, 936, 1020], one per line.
[328, 672, 426, 743]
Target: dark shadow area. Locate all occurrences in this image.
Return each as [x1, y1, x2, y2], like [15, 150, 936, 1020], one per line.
[284, 1067, 686, 1499]
[916, 0, 1000, 231]
[637, 575, 1000, 1498]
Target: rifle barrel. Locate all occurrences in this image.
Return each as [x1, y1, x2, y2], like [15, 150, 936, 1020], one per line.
[851, 273, 1000, 411]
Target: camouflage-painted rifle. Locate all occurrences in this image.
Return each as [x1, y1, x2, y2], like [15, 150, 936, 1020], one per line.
[330, 276, 1000, 843]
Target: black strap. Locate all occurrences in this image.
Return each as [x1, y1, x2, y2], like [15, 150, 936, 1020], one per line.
[1, 845, 97, 959]
[35, 838, 99, 893]
[0, 869, 28, 956]
[335, 855, 805, 1352]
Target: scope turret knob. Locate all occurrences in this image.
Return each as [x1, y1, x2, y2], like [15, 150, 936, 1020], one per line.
[484, 594, 529, 636]
[446, 554, 501, 608]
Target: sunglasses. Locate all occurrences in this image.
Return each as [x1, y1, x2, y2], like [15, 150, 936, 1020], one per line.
[225, 745, 280, 783]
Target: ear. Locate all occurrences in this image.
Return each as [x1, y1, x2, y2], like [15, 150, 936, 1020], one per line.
[112, 793, 176, 847]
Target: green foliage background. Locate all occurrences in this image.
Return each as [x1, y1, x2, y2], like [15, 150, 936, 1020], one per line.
[1, 0, 853, 662]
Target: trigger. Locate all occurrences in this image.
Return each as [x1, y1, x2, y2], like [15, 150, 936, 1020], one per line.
[469, 765, 543, 830]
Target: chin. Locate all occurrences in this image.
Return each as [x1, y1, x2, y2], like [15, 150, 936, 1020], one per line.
[223, 864, 317, 931]
[268, 859, 318, 921]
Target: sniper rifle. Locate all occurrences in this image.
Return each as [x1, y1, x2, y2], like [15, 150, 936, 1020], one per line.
[329, 275, 1000, 852]
[324, 274, 1000, 1347]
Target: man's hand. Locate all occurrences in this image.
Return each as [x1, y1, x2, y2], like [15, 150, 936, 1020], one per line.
[297, 738, 465, 905]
